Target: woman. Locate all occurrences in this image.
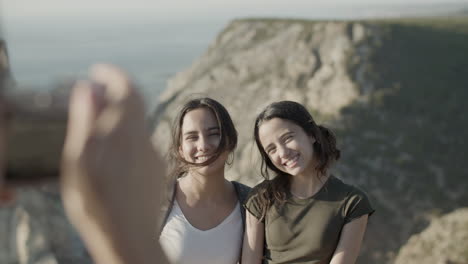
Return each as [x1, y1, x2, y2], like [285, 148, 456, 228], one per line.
[242, 101, 374, 264]
[159, 97, 250, 264]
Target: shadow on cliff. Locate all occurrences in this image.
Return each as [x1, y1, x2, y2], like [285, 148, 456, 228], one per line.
[335, 19, 468, 263]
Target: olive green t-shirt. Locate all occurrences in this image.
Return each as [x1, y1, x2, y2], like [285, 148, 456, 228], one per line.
[245, 176, 374, 264]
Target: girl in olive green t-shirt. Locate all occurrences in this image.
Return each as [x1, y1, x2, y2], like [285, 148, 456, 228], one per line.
[242, 101, 374, 264]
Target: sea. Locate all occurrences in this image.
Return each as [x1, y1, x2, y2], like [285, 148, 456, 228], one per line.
[1, 19, 225, 111]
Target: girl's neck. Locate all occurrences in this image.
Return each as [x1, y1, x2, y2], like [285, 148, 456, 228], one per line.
[180, 169, 230, 202]
[290, 170, 329, 199]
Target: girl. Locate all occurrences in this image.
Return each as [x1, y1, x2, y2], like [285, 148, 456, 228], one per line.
[159, 97, 250, 264]
[242, 101, 374, 264]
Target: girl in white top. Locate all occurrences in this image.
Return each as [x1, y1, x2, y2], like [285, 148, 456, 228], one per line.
[159, 98, 250, 264]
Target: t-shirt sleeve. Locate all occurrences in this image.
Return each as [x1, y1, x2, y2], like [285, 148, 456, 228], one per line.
[243, 184, 266, 223]
[342, 188, 375, 224]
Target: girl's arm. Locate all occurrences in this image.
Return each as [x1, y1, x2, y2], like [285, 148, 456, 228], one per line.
[241, 211, 265, 264]
[329, 215, 369, 264]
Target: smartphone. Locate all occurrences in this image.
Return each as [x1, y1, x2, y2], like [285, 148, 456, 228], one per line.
[2, 86, 71, 184]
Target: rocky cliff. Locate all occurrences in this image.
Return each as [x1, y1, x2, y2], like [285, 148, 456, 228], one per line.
[151, 18, 468, 263]
[151, 19, 380, 185]
[0, 184, 91, 264]
[395, 208, 468, 264]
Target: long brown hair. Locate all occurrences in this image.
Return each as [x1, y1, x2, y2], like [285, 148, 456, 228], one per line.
[168, 97, 238, 181]
[253, 101, 340, 219]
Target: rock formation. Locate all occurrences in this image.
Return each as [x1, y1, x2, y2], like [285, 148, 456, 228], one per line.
[151, 20, 379, 185]
[395, 208, 468, 264]
[0, 184, 91, 264]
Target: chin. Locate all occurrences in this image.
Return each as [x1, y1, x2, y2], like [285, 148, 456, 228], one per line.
[194, 161, 226, 176]
[283, 167, 306, 177]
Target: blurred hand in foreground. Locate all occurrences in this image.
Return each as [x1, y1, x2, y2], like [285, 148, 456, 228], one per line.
[60, 64, 168, 264]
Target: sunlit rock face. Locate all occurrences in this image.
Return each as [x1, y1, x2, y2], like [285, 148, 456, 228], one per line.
[151, 18, 468, 263]
[0, 184, 91, 264]
[395, 208, 468, 264]
[151, 20, 378, 185]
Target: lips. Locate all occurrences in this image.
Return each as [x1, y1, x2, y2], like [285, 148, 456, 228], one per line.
[283, 154, 299, 168]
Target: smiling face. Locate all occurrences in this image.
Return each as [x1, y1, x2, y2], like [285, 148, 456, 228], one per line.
[179, 107, 228, 175]
[258, 118, 316, 178]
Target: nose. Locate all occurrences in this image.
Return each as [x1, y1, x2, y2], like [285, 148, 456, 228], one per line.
[277, 144, 290, 159]
[197, 135, 212, 152]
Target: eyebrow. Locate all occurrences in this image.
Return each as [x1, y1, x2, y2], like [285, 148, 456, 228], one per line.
[264, 143, 275, 152]
[183, 126, 220, 136]
[208, 127, 220, 132]
[280, 131, 294, 140]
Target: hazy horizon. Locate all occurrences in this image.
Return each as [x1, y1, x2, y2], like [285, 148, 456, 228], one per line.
[2, 0, 468, 24]
[1, 0, 468, 110]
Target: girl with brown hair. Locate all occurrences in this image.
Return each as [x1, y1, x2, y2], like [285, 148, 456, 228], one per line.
[159, 97, 250, 264]
[242, 101, 374, 264]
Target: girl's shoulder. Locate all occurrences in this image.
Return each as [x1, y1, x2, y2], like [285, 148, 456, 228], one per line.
[327, 176, 375, 221]
[247, 179, 272, 196]
[327, 176, 370, 199]
[241, 180, 273, 221]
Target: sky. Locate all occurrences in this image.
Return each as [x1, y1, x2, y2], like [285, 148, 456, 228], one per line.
[2, 0, 468, 23]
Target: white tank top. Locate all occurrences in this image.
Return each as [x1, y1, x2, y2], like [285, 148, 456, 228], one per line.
[159, 201, 243, 264]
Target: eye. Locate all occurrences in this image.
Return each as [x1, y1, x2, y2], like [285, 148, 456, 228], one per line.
[284, 135, 293, 142]
[209, 132, 220, 137]
[266, 147, 276, 155]
[185, 135, 198, 141]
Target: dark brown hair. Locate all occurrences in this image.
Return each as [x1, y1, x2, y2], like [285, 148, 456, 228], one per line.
[253, 101, 340, 219]
[168, 97, 237, 180]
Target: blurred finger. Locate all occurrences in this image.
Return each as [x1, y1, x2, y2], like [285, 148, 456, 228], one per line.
[89, 64, 133, 104]
[63, 81, 97, 163]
